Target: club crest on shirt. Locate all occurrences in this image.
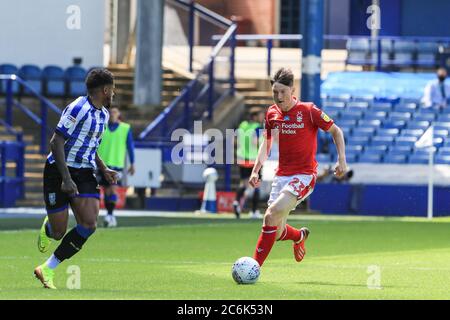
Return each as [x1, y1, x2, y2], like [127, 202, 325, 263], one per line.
[296, 111, 303, 123]
[48, 193, 56, 206]
[321, 112, 331, 122]
[63, 115, 76, 129]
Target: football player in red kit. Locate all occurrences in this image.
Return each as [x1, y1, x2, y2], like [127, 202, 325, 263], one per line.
[249, 68, 347, 267]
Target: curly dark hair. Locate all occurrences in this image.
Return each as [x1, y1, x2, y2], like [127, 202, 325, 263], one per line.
[85, 68, 114, 94]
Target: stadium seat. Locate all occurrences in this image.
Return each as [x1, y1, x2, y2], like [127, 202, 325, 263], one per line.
[336, 119, 358, 128]
[416, 42, 438, 67]
[341, 127, 352, 137]
[391, 41, 415, 67]
[408, 154, 429, 164]
[433, 122, 450, 131]
[357, 119, 382, 129]
[433, 137, 444, 148]
[0, 64, 19, 94]
[433, 129, 448, 139]
[352, 127, 376, 137]
[347, 145, 364, 153]
[414, 113, 436, 122]
[359, 153, 383, 163]
[322, 101, 346, 109]
[316, 153, 332, 163]
[352, 94, 375, 103]
[384, 154, 408, 164]
[435, 154, 450, 164]
[347, 101, 370, 111]
[340, 110, 364, 121]
[18, 64, 42, 95]
[65, 66, 87, 97]
[395, 136, 418, 146]
[401, 129, 424, 137]
[346, 38, 370, 65]
[389, 145, 412, 155]
[407, 121, 430, 130]
[371, 135, 395, 146]
[389, 112, 412, 122]
[346, 153, 358, 163]
[371, 103, 392, 113]
[437, 114, 450, 122]
[326, 93, 352, 103]
[377, 128, 400, 137]
[323, 105, 344, 116]
[364, 111, 387, 121]
[383, 120, 406, 130]
[42, 65, 65, 97]
[394, 103, 417, 113]
[437, 147, 450, 155]
[365, 145, 388, 154]
[348, 136, 370, 146]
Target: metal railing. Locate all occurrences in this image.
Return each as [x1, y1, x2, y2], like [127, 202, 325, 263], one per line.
[0, 74, 62, 154]
[212, 34, 303, 77]
[139, 0, 236, 141]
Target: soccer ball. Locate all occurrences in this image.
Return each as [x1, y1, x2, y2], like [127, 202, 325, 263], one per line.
[231, 257, 260, 284]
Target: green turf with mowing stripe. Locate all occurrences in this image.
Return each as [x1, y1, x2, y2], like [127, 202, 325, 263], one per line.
[0, 216, 449, 299]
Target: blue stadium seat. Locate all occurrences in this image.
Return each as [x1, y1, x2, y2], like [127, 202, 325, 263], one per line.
[435, 155, 450, 165]
[325, 110, 339, 121]
[408, 154, 429, 164]
[316, 153, 332, 163]
[18, 64, 42, 95]
[347, 101, 369, 111]
[357, 119, 382, 128]
[365, 145, 388, 154]
[346, 153, 358, 163]
[322, 101, 346, 109]
[352, 127, 376, 137]
[336, 119, 358, 128]
[323, 105, 344, 116]
[395, 136, 418, 146]
[389, 112, 412, 122]
[364, 111, 387, 121]
[383, 120, 406, 130]
[433, 137, 444, 148]
[377, 128, 400, 137]
[348, 136, 370, 146]
[371, 135, 395, 146]
[347, 145, 364, 153]
[391, 41, 415, 67]
[42, 65, 65, 97]
[352, 94, 375, 103]
[384, 154, 408, 164]
[407, 121, 430, 130]
[433, 129, 448, 139]
[414, 113, 436, 122]
[65, 66, 87, 97]
[401, 129, 424, 137]
[340, 110, 364, 121]
[389, 145, 412, 155]
[371, 103, 392, 113]
[433, 122, 450, 131]
[437, 114, 450, 122]
[326, 93, 352, 103]
[346, 38, 370, 65]
[438, 147, 450, 155]
[394, 103, 417, 113]
[359, 153, 383, 163]
[417, 107, 438, 114]
[412, 148, 430, 156]
[0, 64, 19, 94]
[341, 127, 352, 137]
[416, 42, 438, 67]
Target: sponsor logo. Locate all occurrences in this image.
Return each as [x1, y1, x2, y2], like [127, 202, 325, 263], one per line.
[283, 115, 290, 121]
[63, 115, 76, 129]
[321, 112, 332, 122]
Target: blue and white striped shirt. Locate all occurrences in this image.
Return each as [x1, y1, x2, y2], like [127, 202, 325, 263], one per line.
[47, 96, 110, 169]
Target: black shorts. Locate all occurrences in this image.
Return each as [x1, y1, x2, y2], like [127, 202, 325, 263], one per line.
[43, 162, 100, 214]
[97, 168, 123, 187]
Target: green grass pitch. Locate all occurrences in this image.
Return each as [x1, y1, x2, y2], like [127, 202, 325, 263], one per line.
[1, 214, 450, 299]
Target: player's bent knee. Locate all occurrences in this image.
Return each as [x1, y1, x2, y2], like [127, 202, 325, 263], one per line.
[264, 205, 284, 226]
[76, 224, 96, 239]
[52, 230, 66, 241]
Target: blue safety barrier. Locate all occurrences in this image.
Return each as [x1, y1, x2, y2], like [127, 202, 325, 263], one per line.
[0, 141, 25, 207]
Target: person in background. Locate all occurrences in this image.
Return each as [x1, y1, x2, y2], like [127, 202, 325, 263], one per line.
[97, 106, 135, 228]
[234, 108, 265, 219]
[422, 67, 450, 110]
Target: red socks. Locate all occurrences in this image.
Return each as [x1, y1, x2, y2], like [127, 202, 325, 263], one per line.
[278, 224, 301, 242]
[253, 225, 277, 267]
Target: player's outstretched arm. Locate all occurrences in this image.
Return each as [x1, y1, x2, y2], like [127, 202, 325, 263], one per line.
[249, 135, 273, 188]
[50, 133, 78, 195]
[327, 124, 348, 178]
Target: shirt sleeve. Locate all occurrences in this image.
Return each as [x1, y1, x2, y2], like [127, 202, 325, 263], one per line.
[55, 103, 86, 139]
[126, 128, 135, 164]
[310, 104, 334, 131]
[264, 111, 273, 139]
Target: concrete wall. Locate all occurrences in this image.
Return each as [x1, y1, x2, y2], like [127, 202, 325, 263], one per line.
[0, 0, 105, 68]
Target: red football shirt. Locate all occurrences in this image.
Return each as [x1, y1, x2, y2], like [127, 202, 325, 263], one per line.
[265, 98, 334, 176]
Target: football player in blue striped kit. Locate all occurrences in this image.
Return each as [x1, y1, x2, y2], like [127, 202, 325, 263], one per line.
[34, 68, 118, 289]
